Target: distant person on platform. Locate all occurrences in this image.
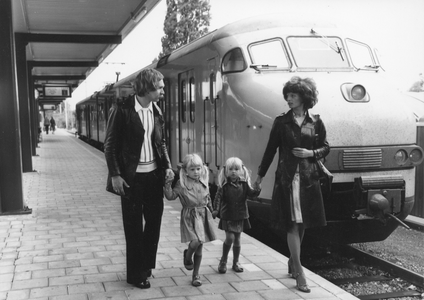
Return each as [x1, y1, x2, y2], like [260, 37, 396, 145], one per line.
[50, 117, 56, 134]
[44, 116, 50, 134]
[104, 68, 174, 290]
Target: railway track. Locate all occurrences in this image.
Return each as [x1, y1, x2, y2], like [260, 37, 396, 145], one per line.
[245, 216, 423, 300]
[303, 244, 424, 300]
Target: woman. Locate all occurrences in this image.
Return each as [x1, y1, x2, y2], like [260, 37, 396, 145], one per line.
[254, 76, 330, 293]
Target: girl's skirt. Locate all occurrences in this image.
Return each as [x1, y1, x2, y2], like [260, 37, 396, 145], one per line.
[218, 218, 251, 233]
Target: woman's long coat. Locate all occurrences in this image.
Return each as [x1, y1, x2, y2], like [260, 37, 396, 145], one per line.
[257, 110, 330, 231]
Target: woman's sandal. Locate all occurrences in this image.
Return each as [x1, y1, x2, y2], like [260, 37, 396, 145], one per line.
[294, 273, 311, 293]
[183, 249, 194, 270]
[288, 258, 295, 278]
[232, 262, 244, 273]
[192, 274, 202, 287]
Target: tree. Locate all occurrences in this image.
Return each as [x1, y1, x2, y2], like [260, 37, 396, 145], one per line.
[408, 73, 424, 92]
[159, 0, 210, 58]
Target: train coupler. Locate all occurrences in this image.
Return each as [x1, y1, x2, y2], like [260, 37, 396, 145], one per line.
[353, 175, 405, 225]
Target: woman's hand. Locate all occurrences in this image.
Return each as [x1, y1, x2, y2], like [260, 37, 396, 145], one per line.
[253, 175, 263, 190]
[292, 147, 313, 158]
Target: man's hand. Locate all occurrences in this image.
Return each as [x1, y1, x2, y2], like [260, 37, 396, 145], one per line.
[112, 176, 129, 195]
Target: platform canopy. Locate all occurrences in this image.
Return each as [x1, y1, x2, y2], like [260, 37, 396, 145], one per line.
[12, 0, 161, 106]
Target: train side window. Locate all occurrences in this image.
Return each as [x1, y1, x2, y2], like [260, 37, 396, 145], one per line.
[222, 48, 246, 73]
[189, 77, 195, 123]
[248, 39, 290, 69]
[345, 39, 376, 70]
[180, 80, 186, 123]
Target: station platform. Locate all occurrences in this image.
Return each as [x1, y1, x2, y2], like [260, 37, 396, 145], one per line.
[0, 129, 358, 300]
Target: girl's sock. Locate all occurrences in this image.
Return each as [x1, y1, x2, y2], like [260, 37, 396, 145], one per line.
[232, 246, 241, 264]
[186, 241, 196, 262]
[193, 254, 202, 275]
[221, 242, 231, 262]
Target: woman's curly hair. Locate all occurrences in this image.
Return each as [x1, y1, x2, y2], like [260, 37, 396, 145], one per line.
[282, 76, 319, 109]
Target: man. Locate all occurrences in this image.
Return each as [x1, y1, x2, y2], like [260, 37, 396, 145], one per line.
[44, 116, 50, 134]
[104, 68, 174, 289]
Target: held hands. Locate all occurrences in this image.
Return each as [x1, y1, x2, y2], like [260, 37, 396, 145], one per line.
[253, 175, 262, 191]
[212, 210, 218, 219]
[165, 168, 174, 184]
[292, 147, 314, 158]
[112, 176, 129, 195]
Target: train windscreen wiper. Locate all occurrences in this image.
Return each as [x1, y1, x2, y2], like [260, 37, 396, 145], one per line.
[250, 64, 277, 71]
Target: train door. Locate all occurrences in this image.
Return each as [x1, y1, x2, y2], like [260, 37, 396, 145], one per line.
[159, 79, 172, 155]
[204, 57, 223, 172]
[85, 104, 91, 140]
[178, 70, 196, 162]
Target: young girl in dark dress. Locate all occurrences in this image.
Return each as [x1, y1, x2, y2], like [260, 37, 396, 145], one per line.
[212, 157, 260, 273]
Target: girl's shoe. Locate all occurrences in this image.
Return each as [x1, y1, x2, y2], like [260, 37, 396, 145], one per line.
[218, 260, 227, 273]
[232, 262, 244, 273]
[192, 274, 202, 286]
[183, 249, 194, 270]
[294, 273, 311, 293]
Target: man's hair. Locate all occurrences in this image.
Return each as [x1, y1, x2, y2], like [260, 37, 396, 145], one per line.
[133, 68, 164, 96]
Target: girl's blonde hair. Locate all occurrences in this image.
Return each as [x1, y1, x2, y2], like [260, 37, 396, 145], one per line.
[179, 153, 209, 189]
[217, 157, 252, 188]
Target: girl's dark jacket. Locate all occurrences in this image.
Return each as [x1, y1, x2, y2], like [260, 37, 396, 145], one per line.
[257, 110, 330, 231]
[213, 178, 260, 220]
[104, 95, 172, 197]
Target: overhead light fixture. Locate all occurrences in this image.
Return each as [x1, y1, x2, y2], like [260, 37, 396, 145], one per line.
[131, 7, 147, 23]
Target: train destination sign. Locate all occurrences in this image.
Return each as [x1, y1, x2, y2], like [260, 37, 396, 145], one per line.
[43, 86, 72, 97]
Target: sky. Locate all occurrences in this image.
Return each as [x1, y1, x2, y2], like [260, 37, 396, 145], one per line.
[69, 0, 424, 107]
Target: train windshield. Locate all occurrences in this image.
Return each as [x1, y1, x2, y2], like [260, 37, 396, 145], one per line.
[248, 39, 290, 70]
[288, 36, 351, 69]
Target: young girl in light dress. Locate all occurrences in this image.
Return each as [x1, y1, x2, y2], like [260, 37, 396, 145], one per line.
[212, 157, 260, 274]
[164, 153, 216, 287]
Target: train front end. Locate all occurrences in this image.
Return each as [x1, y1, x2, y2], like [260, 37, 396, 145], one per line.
[218, 17, 424, 244]
[311, 73, 423, 243]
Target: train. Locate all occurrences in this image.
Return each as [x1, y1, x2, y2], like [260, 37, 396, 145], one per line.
[76, 15, 424, 244]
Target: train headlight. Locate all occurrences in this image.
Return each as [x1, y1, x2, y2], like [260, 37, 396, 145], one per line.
[351, 85, 366, 100]
[394, 150, 408, 165]
[410, 148, 423, 165]
[340, 83, 370, 102]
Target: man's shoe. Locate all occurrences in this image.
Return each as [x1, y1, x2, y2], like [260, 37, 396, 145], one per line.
[133, 279, 150, 289]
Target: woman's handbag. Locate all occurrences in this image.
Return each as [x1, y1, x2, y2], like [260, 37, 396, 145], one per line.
[317, 160, 333, 198]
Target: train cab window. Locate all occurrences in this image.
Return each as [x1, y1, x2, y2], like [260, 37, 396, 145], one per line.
[248, 39, 290, 70]
[189, 77, 195, 123]
[287, 36, 350, 69]
[345, 39, 377, 70]
[180, 80, 187, 123]
[222, 48, 246, 73]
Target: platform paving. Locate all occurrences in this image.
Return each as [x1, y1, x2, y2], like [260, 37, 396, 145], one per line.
[0, 129, 358, 299]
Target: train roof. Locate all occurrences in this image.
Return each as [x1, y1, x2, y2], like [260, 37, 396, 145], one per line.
[100, 14, 352, 95]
